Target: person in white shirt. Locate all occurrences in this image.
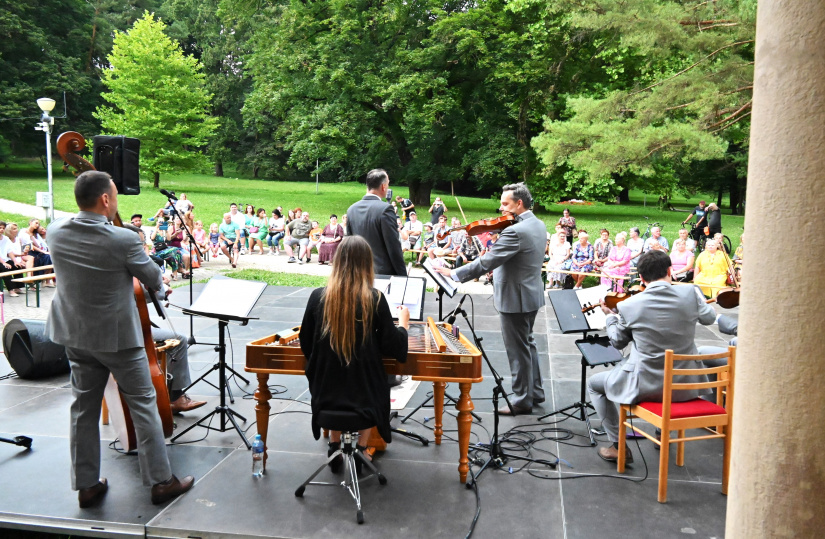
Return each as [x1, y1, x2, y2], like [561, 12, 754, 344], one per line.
[627, 227, 645, 267]
[675, 227, 697, 252]
[642, 226, 669, 253]
[174, 193, 194, 214]
[267, 209, 285, 255]
[401, 211, 424, 250]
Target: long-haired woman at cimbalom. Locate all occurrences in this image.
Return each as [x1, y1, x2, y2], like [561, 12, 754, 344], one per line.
[299, 236, 410, 471]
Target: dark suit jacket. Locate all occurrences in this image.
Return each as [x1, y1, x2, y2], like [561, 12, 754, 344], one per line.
[346, 195, 406, 276]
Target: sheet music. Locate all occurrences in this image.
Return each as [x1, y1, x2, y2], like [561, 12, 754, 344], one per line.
[374, 276, 426, 321]
[423, 258, 458, 297]
[184, 276, 266, 319]
[576, 284, 611, 330]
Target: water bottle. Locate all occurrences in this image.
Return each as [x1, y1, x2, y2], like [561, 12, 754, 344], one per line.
[251, 434, 264, 478]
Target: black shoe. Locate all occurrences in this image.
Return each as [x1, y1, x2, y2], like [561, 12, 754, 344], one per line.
[328, 442, 343, 473]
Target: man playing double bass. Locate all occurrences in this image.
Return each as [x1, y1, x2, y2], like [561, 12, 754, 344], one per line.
[47, 171, 194, 508]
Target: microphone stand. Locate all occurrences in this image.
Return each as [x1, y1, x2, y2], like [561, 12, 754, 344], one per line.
[160, 193, 206, 349]
[455, 307, 557, 487]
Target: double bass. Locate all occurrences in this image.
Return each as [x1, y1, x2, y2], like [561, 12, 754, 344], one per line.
[56, 131, 174, 448]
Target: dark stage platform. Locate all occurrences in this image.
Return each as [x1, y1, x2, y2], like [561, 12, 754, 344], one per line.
[0, 284, 734, 538]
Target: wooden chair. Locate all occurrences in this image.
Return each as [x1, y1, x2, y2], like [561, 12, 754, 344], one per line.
[617, 346, 735, 503]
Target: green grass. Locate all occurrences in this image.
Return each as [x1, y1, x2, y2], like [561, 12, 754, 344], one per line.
[224, 268, 329, 288]
[0, 159, 744, 248]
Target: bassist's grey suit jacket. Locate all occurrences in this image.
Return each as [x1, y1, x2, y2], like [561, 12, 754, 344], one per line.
[46, 211, 163, 352]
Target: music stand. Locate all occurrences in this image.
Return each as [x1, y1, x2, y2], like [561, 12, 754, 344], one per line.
[538, 288, 622, 445]
[170, 277, 266, 448]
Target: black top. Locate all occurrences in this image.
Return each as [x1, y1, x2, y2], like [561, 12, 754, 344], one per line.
[707, 208, 722, 231]
[693, 205, 707, 225]
[300, 287, 408, 443]
[430, 204, 445, 224]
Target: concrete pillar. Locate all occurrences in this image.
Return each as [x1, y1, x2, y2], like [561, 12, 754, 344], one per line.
[726, 2, 825, 537]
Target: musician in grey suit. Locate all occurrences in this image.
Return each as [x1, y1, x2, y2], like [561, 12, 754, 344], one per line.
[46, 171, 194, 508]
[588, 250, 717, 463]
[346, 169, 406, 276]
[435, 183, 547, 414]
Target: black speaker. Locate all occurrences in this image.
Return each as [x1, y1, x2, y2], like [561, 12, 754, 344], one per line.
[2, 319, 69, 379]
[93, 135, 141, 195]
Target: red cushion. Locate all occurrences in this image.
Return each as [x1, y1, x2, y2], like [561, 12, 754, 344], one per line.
[637, 399, 726, 419]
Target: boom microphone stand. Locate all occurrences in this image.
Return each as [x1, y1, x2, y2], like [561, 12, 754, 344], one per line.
[158, 190, 208, 350]
[454, 306, 557, 486]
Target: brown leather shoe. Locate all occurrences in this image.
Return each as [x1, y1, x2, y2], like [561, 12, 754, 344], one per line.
[170, 394, 207, 414]
[78, 478, 108, 508]
[498, 405, 532, 416]
[598, 445, 633, 464]
[151, 475, 194, 505]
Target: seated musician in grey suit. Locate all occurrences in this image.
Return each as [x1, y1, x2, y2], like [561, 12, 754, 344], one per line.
[588, 250, 717, 463]
[46, 171, 194, 508]
[124, 224, 206, 414]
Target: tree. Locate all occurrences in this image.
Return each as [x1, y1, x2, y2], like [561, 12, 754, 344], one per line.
[161, 0, 255, 177]
[239, 0, 578, 204]
[530, 0, 755, 205]
[94, 12, 216, 187]
[0, 0, 95, 159]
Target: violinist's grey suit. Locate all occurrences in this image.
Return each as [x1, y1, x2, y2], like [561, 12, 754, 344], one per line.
[587, 281, 717, 442]
[454, 211, 547, 409]
[46, 211, 172, 490]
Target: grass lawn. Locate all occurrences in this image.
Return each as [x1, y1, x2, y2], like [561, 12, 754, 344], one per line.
[1, 159, 744, 248]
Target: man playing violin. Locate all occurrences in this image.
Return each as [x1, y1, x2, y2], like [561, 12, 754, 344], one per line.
[434, 183, 547, 415]
[587, 250, 717, 463]
[46, 171, 195, 508]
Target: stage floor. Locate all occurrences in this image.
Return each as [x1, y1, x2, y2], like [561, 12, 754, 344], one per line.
[0, 284, 735, 538]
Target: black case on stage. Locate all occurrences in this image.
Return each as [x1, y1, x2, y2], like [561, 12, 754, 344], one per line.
[2, 319, 69, 379]
[93, 135, 141, 195]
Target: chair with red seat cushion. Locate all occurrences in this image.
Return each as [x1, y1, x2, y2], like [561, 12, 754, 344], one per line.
[617, 346, 735, 503]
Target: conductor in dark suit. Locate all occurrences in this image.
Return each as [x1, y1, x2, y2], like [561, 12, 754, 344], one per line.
[435, 183, 547, 415]
[46, 171, 194, 508]
[346, 169, 406, 276]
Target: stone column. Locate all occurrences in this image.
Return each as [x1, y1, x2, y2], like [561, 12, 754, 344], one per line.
[726, 2, 825, 537]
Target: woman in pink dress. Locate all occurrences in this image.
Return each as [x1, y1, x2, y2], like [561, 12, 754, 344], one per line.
[669, 238, 695, 282]
[601, 231, 632, 291]
[318, 214, 345, 265]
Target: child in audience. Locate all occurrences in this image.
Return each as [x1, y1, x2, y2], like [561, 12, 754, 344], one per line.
[193, 220, 207, 265]
[208, 223, 221, 258]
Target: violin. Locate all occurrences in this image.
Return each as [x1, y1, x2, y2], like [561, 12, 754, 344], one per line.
[710, 287, 740, 309]
[436, 214, 516, 241]
[581, 285, 645, 314]
[57, 131, 174, 444]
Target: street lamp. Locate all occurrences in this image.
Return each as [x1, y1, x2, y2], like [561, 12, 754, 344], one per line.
[35, 97, 56, 222]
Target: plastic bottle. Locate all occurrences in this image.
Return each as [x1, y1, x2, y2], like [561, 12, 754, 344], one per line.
[252, 434, 264, 478]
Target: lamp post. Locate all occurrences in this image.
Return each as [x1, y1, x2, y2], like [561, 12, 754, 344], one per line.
[35, 97, 56, 222]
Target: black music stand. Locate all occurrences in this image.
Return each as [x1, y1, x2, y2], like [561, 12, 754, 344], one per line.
[538, 289, 622, 445]
[171, 277, 266, 448]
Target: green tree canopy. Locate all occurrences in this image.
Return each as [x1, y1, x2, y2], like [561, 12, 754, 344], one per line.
[94, 12, 216, 187]
[530, 0, 754, 204]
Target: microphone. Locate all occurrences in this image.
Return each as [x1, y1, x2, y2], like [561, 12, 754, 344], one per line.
[159, 189, 178, 201]
[446, 294, 468, 325]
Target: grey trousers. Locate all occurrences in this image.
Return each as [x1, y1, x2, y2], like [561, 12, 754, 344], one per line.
[151, 328, 191, 393]
[587, 370, 620, 442]
[66, 346, 173, 490]
[500, 310, 545, 409]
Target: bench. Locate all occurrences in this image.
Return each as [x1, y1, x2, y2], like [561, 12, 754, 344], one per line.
[12, 273, 56, 307]
[0, 265, 54, 291]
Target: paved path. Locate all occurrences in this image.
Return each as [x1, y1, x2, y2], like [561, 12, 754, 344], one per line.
[0, 198, 75, 221]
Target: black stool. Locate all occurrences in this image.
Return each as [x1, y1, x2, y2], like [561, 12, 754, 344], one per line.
[294, 410, 388, 524]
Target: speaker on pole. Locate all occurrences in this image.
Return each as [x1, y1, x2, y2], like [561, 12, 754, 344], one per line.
[2, 319, 69, 379]
[92, 135, 141, 195]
